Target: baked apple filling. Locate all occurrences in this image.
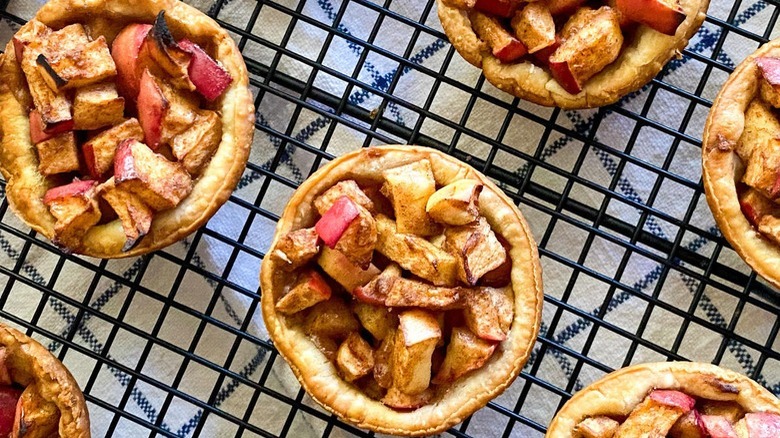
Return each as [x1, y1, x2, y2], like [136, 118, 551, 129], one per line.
[445, 0, 686, 94]
[11, 11, 232, 252]
[270, 160, 514, 409]
[572, 388, 780, 438]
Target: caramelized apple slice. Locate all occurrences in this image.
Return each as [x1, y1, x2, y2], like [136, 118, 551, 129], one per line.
[700, 415, 738, 438]
[432, 326, 496, 384]
[275, 269, 332, 314]
[114, 139, 193, 211]
[139, 11, 194, 91]
[0, 387, 22, 437]
[43, 179, 102, 250]
[337, 332, 375, 382]
[35, 132, 79, 176]
[178, 39, 234, 101]
[385, 278, 463, 310]
[353, 263, 401, 305]
[83, 118, 145, 180]
[111, 23, 153, 98]
[304, 296, 360, 339]
[316, 246, 380, 293]
[445, 217, 506, 285]
[272, 227, 320, 271]
[700, 400, 745, 424]
[12, 384, 59, 438]
[573, 416, 620, 438]
[73, 82, 126, 131]
[392, 309, 441, 395]
[757, 57, 780, 108]
[353, 301, 397, 341]
[314, 180, 375, 215]
[29, 110, 73, 144]
[463, 287, 513, 341]
[426, 179, 482, 226]
[512, 2, 557, 55]
[381, 159, 440, 236]
[137, 69, 198, 150]
[616, 0, 686, 35]
[470, 11, 528, 63]
[98, 178, 154, 251]
[171, 110, 222, 176]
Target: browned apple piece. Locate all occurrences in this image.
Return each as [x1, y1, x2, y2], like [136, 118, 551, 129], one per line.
[615, 0, 685, 36]
[374, 329, 396, 389]
[615, 391, 691, 436]
[392, 309, 441, 395]
[12, 384, 59, 438]
[73, 82, 126, 131]
[21, 44, 72, 128]
[375, 214, 458, 286]
[573, 416, 620, 438]
[275, 269, 332, 315]
[171, 110, 222, 176]
[756, 57, 780, 108]
[700, 415, 738, 438]
[670, 410, 705, 438]
[737, 100, 780, 160]
[35, 131, 79, 176]
[36, 54, 68, 90]
[385, 278, 464, 310]
[463, 287, 513, 341]
[353, 263, 401, 305]
[114, 139, 193, 211]
[42, 24, 117, 89]
[272, 227, 320, 271]
[98, 178, 153, 251]
[12, 20, 51, 67]
[139, 11, 194, 91]
[43, 180, 102, 250]
[445, 216, 506, 285]
[549, 7, 623, 95]
[560, 7, 600, 39]
[742, 140, 780, 201]
[336, 332, 375, 382]
[111, 23, 153, 99]
[432, 326, 496, 384]
[426, 179, 482, 226]
[334, 204, 377, 269]
[308, 334, 339, 362]
[545, 0, 587, 15]
[315, 180, 375, 214]
[512, 2, 557, 55]
[353, 301, 397, 341]
[304, 296, 360, 339]
[699, 400, 745, 424]
[82, 118, 145, 180]
[469, 11, 528, 63]
[381, 386, 434, 410]
[381, 159, 440, 236]
[317, 246, 381, 293]
[479, 234, 512, 288]
[137, 69, 198, 150]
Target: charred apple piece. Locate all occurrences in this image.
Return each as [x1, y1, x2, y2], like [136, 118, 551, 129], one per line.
[178, 39, 233, 101]
[12, 384, 60, 438]
[43, 179, 102, 250]
[275, 269, 332, 314]
[470, 11, 528, 63]
[616, 0, 686, 35]
[432, 326, 496, 384]
[382, 159, 440, 236]
[114, 139, 193, 211]
[111, 23, 153, 98]
[139, 11, 194, 91]
[445, 217, 507, 285]
[21, 46, 73, 128]
[35, 132, 80, 176]
[29, 110, 73, 144]
[272, 227, 320, 271]
[738, 100, 780, 160]
[512, 3, 557, 54]
[12, 20, 51, 67]
[73, 82, 126, 131]
[315, 196, 361, 248]
[317, 246, 381, 293]
[426, 179, 483, 226]
[98, 178, 154, 251]
[171, 110, 222, 175]
[83, 118, 145, 180]
[353, 301, 397, 341]
[463, 287, 514, 341]
[473, 0, 520, 17]
[573, 416, 620, 438]
[0, 386, 22, 436]
[756, 57, 780, 108]
[305, 297, 360, 339]
[336, 333, 375, 382]
[392, 309, 441, 395]
[36, 54, 68, 90]
[549, 7, 623, 94]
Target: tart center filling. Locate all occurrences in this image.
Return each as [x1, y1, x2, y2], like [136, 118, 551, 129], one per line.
[271, 159, 514, 409]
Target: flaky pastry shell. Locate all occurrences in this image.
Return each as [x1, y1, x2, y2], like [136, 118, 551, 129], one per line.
[702, 40, 780, 289]
[546, 361, 780, 437]
[437, 0, 709, 109]
[260, 145, 543, 436]
[0, 0, 255, 258]
[1, 323, 90, 437]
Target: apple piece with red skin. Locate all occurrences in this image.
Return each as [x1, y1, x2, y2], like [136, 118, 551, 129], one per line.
[137, 69, 169, 150]
[738, 188, 780, 228]
[0, 386, 22, 436]
[43, 179, 102, 251]
[178, 39, 234, 101]
[473, 0, 520, 18]
[83, 118, 145, 180]
[756, 57, 780, 108]
[43, 180, 98, 205]
[114, 139, 193, 211]
[111, 23, 153, 99]
[317, 246, 381, 293]
[700, 415, 738, 438]
[670, 410, 705, 438]
[29, 110, 74, 144]
[139, 11, 195, 91]
[616, 0, 686, 36]
[479, 234, 512, 288]
[467, 12, 530, 63]
[512, 2, 557, 54]
[275, 269, 333, 315]
[315, 195, 361, 248]
[531, 35, 561, 65]
[98, 177, 154, 251]
[648, 389, 696, 412]
[744, 412, 780, 438]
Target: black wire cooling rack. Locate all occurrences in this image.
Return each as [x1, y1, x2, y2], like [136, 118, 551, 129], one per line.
[2, 0, 780, 436]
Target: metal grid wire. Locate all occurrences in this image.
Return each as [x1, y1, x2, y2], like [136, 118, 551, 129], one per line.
[1, 0, 780, 436]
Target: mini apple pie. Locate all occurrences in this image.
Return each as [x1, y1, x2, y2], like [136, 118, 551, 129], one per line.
[702, 40, 780, 289]
[0, 0, 254, 258]
[437, 0, 709, 108]
[0, 323, 90, 437]
[546, 362, 780, 438]
[261, 146, 543, 435]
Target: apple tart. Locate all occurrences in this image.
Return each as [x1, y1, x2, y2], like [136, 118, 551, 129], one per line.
[702, 39, 780, 289]
[0, 0, 254, 258]
[546, 362, 780, 438]
[261, 146, 543, 436]
[0, 323, 90, 437]
[437, 0, 709, 108]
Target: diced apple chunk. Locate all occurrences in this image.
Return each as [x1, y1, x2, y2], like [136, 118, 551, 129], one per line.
[381, 159, 440, 236]
[742, 141, 780, 200]
[385, 278, 463, 309]
[463, 287, 514, 341]
[353, 301, 397, 341]
[73, 82, 125, 131]
[21, 45, 72, 128]
[615, 391, 691, 436]
[139, 12, 194, 92]
[700, 415, 738, 438]
[171, 110, 222, 176]
[12, 20, 52, 67]
[649, 389, 696, 411]
[426, 180, 483, 226]
[275, 270, 332, 315]
[43, 179, 102, 250]
[304, 297, 360, 339]
[353, 263, 401, 305]
[432, 327, 496, 384]
[615, 0, 686, 36]
[572, 416, 620, 438]
[272, 227, 320, 271]
[315, 180, 375, 215]
[29, 110, 73, 145]
[374, 329, 396, 389]
[480, 234, 512, 288]
[35, 131, 79, 176]
[309, 334, 339, 362]
[337, 332, 375, 382]
[392, 309, 441, 395]
[315, 196, 360, 248]
[178, 39, 234, 101]
[446, 217, 507, 285]
[512, 3, 557, 55]
[42, 24, 117, 89]
[381, 386, 434, 409]
[137, 69, 198, 150]
[670, 410, 705, 438]
[470, 11, 528, 63]
[111, 23, 153, 99]
[83, 118, 145, 180]
[13, 384, 59, 438]
[316, 194, 377, 268]
[375, 214, 458, 286]
[98, 177, 154, 251]
[757, 57, 780, 108]
[744, 412, 780, 438]
[114, 139, 193, 211]
[317, 246, 380, 293]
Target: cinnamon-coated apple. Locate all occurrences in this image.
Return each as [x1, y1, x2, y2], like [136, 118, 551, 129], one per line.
[274, 269, 332, 314]
[426, 179, 482, 226]
[35, 131, 79, 176]
[12, 384, 59, 438]
[316, 246, 380, 292]
[512, 2, 557, 54]
[98, 177, 154, 251]
[391, 309, 441, 395]
[432, 326, 496, 384]
[73, 82, 125, 131]
[315, 196, 361, 248]
[29, 110, 73, 144]
[171, 110, 222, 175]
[43, 179, 102, 250]
[616, 0, 685, 35]
[470, 11, 527, 63]
[83, 118, 145, 180]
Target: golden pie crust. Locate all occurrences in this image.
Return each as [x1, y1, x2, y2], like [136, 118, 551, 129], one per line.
[546, 361, 780, 437]
[1, 323, 90, 437]
[0, 0, 255, 258]
[437, 0, 709, 108]
[260, 145, 543, 436]
[702, 40, 780, 289]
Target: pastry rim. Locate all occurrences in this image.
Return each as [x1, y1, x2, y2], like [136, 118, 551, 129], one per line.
[0, 0, 255, 258]
[1, 323, 90, 438]
[260, 145, 544, 436]
[702, 40, 780, 290]
[436, 0, 710, 109]
[545, 361, 780, 438]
